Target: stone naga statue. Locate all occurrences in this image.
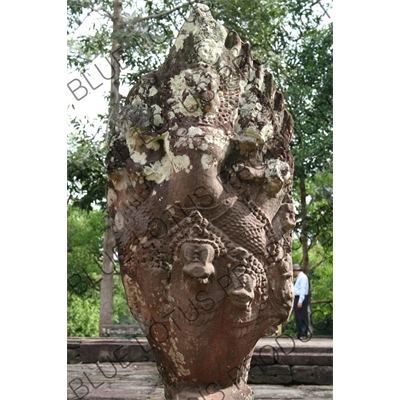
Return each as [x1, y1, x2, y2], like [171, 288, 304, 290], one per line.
[106, 4, 295, 399]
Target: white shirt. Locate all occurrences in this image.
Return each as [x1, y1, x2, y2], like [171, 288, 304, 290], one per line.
[294, 271, 309, 304]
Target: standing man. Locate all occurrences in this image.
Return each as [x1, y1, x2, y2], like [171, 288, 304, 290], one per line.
[293, 264, 309, 340]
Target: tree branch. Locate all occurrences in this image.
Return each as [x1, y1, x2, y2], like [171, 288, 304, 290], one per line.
[135, 2, 191, 23]
[309, 251, 326, 271]
[310, 299, 332, 304]
[94, 1, 192, 34]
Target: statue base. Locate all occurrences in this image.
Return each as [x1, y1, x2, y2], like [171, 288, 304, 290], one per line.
[165, 383, 253, 399]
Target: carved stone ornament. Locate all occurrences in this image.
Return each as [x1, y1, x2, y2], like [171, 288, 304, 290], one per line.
[106, 4, 295, 399]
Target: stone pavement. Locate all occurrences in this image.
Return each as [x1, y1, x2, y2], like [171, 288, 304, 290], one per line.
[67, 336, 333, 400]
[67, 362, 333, 399]
[67, 337, 333, 399]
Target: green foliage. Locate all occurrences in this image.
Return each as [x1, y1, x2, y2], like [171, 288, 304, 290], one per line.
[304, 170, 333, 257]
[287, 22, 333, 266]
[67, 0, 191, 84]
[292, 169, 333, 265]
[67, 116, 108, 211]
[68, 291, 101, 337]
[68, 1, 112, 69]
[310, 262, 333, 301]
[288, 238, 333, 336]
[67, 206, 104, 336]
[67, 205, 135, 336]
[292, 239, 333, 301]
[113, 279, 136, 325]
[283, 307, 332, 337]
[67, 205, 105, 279]
[287, 23, 333, 175]
[213, 1, 331, 88]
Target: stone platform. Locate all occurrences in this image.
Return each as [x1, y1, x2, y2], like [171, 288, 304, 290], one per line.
[67, 362, 333, 399]
[68, 336, 333, 385]
[67, 336, 332, 398]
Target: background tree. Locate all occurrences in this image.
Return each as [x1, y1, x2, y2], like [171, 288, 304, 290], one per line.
[67, 0, 333, 336]
[285, 24, 333, 274]
[67, 206, 103, 336]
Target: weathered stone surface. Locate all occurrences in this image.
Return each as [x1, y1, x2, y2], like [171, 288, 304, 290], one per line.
[67, 348, 81, 364]
[68, 337, 333, 366]
[251, 384, 333, 399]
[106, 3, 295, 398]
[292, 366, 333, 385]
[253, 337, 333, 367]
[67, 338, 82, 348]
[100, 324, 144, 337]
[252, 385, 307, 399]
[67, 362, 164, 400]
[249, 364, 292, 384]
[67, 363, 334, 399]
[276, 353, 333, 366]
[79, 339, 155, 363]
[68, 338, 333, 386]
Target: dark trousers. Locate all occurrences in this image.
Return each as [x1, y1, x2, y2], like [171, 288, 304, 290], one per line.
[294, 295, 309, 338]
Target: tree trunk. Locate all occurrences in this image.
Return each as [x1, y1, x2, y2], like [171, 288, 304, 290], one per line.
[99, 0, 122, 337]
[99, 217, 115, 335]
[109, 0, 122, 135]
[299, 172, 309, 274]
